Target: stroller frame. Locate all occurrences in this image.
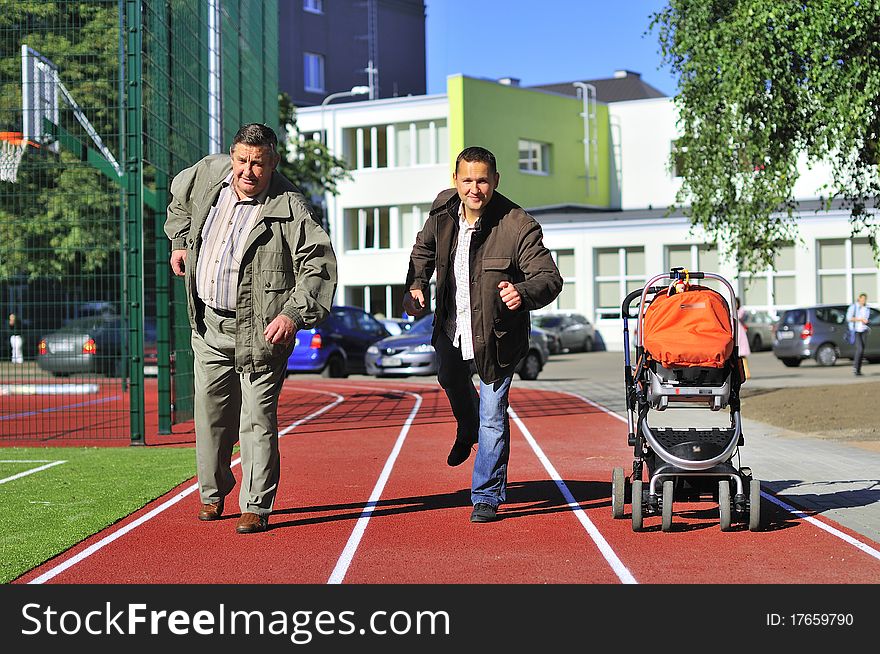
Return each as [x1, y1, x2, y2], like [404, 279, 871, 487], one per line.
[611, 268, 761, 532]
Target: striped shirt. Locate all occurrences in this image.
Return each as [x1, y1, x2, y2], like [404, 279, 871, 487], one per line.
[196, 174, 266, 312]
[443, 203, 476, 361]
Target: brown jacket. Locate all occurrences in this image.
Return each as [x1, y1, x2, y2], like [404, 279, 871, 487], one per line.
[405, 188, 563, 383]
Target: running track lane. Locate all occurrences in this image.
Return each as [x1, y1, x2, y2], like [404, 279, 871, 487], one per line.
[13, 382, 880, 584]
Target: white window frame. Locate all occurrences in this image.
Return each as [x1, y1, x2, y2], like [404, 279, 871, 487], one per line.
[817, 237, 879, 304]
[594, 246, 646, 320]
[738, 242, 796, 309]
[303, 52, 324, 93]
[550, 249, 576, 311]
[518, 139, 550, 175]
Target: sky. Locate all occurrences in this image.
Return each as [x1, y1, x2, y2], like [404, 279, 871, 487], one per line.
[423, 0, 677, 96]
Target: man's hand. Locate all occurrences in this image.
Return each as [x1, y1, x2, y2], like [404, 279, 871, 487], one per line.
[403, 289, 428, 317]
[170, 249, 187, 277]
[265, 314, 296, 346]
[498, 281, 522, 311]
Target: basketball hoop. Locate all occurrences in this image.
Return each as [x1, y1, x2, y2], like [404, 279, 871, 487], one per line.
[0, 132, 27, 183]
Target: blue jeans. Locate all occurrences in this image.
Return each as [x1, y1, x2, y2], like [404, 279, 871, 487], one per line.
[436, 331, 513, 509]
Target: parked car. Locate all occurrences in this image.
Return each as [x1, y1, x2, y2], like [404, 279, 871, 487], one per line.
[37, 315, 156, 377]
[287, 305, 390, 378]
[377, 317, 415, 336]
[741, 309, 778, 352]
[772, 304, 880, 367]
[531, 311, 595, 352]
[365, 314, 551, 380]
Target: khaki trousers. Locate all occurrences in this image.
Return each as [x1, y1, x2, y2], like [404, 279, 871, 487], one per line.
[191, 306, 286, 516]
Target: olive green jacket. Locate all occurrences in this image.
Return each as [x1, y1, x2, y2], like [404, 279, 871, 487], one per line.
[165, 154, 337, 373]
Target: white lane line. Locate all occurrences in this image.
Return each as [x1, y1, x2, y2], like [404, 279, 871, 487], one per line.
[28, 391, 344, 585]
[509, 405, 638, 585]
[763, 492, 880, 562]
[556, 389, 880, 559]
[327, 390, 422, 584]
[0, 460, 67, 485]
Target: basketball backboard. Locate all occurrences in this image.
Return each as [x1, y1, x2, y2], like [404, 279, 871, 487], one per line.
[21, 44, 60, 152]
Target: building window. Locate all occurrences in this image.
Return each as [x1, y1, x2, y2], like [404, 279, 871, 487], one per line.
[343, 204, 430, 252]
[345, 284, 407, 318]
[665, 243, 721, 290]
[303, 0, 323, 14]
[738, 242, 796, 309]
[817, 237, 878, 304]
[342, 120, 448, 170]
[594, 247, 646, 318]
[518, 139, 550, 174]
[671, 139, 686, 177]
[551, 249, 576, 310]
[342, 125, 389, 169]
[303, 52, 324, 93]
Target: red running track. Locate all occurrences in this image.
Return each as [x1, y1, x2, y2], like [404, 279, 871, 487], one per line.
[13, 380, 880, 584]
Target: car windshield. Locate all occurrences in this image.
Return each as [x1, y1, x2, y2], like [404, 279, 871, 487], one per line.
[533, 316, 564, 329]
[411, 314, 435, 334]
[58, 316, 119, 333]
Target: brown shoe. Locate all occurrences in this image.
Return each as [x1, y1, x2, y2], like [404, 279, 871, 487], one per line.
[198, 500, 224, 521]
[236, 512, 269, 534]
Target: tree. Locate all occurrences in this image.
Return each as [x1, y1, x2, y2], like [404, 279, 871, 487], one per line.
[276, 91, 351, 231]
[650, 0, 880, 273]
[0, 0, 119, 280]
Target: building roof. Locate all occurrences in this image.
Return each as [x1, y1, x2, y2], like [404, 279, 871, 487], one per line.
[529, 70, 668, 103]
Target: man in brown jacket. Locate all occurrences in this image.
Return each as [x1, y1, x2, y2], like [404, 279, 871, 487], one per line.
[403, 146, 562, 523]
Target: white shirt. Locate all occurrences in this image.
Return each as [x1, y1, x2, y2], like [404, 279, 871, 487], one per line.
[443, 203, 476, 360]
[847, 302, 870, 333]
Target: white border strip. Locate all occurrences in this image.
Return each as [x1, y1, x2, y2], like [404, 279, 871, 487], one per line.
[0, 460, 66, 485]
[327, 391, 422, 584]
[763, 492, 880, 561]
[509, 406, 638, 584]
[28, 392, 343, 584]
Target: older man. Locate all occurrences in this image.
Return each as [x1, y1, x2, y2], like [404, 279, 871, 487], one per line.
[165, 123, 337, 533]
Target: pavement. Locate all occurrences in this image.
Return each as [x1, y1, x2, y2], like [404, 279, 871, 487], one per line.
[355, 349, 880, 545]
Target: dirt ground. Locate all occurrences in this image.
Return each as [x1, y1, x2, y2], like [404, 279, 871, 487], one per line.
[741, 381, 880, 452]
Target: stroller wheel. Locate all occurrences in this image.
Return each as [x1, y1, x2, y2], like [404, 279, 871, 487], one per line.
[631, 479, 644, 531]
[661, 480, 674, 532]
[748, 478, 762, 532]
[719, 480, 733, 531]
[611, 467, 626, 518]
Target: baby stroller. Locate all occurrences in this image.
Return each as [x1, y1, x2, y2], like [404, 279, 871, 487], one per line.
[611, 268, 761, 532]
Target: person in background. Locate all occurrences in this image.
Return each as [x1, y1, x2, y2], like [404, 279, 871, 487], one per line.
[165, 123, 337, 534]
[8, 313, 23, 364]
[735, 298, 751, 379]
[403, 146, 562, 524]
[846, 293, 870, 376]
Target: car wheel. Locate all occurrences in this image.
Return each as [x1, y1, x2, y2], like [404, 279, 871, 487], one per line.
[779, 357, 802, 367]
[322, 353, 347, 378]
[517, 351, 541, 380]
[815, 343, 838, 367]
[750, 334, 762, 352]
[583, 336, 593, 352]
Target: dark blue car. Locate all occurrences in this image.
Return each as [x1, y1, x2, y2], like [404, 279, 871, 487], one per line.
[286, 305, 390, 378]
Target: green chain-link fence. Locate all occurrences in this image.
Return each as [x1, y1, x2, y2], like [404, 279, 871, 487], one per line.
[0, 0, 278, 444]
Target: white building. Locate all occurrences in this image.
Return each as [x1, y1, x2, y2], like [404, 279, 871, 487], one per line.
[295, 89, 878, 351]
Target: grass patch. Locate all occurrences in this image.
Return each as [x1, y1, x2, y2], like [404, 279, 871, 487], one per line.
[0, 446, 195, 583]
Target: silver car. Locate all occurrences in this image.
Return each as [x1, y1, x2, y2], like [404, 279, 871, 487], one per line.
[365, 314, 550, 380]
[742, 309, 778, 352]
[532, 312, 595, 352]
[772, 304, 880, 366]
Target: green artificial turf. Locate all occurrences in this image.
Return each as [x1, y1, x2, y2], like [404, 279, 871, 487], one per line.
[0, 446, 196, 583]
